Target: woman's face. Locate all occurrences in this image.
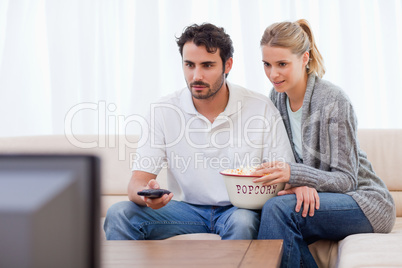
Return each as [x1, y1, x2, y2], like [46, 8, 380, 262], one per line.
[261, 45, 309, 94]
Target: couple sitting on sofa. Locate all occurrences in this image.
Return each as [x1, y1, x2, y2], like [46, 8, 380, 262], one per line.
[104, 21, 395, 268]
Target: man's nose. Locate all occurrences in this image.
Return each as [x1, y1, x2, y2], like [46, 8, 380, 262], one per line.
[193, 67, 203, 80]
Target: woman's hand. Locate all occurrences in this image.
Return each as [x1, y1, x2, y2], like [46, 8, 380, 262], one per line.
[252, 162, 319, 216]
[278, 186, 320, 217]
[251, 161, 291, 186]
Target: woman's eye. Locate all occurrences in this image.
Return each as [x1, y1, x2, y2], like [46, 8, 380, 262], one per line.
[263, 62, 270, 67]
[279, 63, 287, 67]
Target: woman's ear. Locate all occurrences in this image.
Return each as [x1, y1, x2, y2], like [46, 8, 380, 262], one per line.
[302, 51, 310, 68]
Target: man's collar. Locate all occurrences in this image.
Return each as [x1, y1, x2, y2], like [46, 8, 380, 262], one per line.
[222, 82, 242, 116]
[180, 87, 198, 115]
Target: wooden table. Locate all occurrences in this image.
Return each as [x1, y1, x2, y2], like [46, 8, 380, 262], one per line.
[102, 240, 283, 268]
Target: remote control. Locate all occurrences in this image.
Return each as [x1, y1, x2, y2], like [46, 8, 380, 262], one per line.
[137, 189, 171, 199]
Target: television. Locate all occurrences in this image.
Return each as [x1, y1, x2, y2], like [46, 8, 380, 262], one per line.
[0, 155, 100, 268]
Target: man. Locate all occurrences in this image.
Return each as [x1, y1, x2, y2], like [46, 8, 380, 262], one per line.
[104, 23, 294, 240]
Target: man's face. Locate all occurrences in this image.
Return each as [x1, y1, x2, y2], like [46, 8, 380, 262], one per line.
[182, 42, 229, 100]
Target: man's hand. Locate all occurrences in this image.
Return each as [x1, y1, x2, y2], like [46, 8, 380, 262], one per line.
[278, 186, 320, 217]
[140, 179, 174, 210]
[127, 171, 173, 208]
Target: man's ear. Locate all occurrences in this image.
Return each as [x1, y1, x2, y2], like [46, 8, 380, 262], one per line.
[224, 57, 233, 74]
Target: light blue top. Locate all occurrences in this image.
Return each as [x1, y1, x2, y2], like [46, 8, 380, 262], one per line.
[286, 97, 303, 161]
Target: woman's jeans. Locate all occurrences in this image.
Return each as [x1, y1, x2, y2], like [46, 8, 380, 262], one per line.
[104, 200, 260, 240]
[258, 193, 373, 268]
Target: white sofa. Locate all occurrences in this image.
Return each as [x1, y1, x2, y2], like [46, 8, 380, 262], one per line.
[1, 129, 401, 267]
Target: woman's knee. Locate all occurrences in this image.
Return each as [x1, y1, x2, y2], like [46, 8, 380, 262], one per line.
[262, 195, 296, 216]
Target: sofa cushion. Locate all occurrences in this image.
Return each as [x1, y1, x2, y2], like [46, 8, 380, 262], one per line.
[336, 217, 402, 268]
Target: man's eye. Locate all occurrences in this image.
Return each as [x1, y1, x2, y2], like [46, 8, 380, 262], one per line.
[185, 63, 193, 67]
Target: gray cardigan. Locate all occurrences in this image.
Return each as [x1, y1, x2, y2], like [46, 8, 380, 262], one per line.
[270, 74, 396, 233]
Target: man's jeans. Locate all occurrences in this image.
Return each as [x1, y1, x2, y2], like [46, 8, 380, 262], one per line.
[104, 200, 260, 240]
[258, 193, 373, 268]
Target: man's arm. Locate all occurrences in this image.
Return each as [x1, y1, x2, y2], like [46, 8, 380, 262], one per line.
[127, 170, 173, 209]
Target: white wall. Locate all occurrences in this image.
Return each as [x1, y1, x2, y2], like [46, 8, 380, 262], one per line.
[0, 0, 401, 137]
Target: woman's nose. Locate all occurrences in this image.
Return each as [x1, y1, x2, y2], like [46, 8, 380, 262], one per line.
[270, 67, 279, 79]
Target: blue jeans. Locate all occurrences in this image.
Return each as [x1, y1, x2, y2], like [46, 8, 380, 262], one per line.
[104, 200, 260, 240]
[257, 193, 373, 268]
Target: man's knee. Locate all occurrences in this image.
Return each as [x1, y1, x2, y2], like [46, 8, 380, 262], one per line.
[106, 201, 134, 218]
[104, 201, 142, 240]
[229, 209, 260, 228]
[222, 209, 260, 239]
[104, 201, 140, 229]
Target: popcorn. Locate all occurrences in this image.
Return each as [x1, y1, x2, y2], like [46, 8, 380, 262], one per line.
[221, 166, 258, 175]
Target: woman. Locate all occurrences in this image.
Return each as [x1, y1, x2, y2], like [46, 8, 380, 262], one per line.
[253, 19, 396, 267]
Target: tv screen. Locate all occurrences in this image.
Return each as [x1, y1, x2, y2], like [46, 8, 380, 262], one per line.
[0, 155, 100, 268]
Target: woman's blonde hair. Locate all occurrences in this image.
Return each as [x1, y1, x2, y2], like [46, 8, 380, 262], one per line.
[260, 19, 325, 78]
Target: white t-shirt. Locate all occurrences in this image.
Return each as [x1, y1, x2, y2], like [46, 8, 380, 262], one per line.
[133, 83, 295, 206]
[286, 97, 303, 160]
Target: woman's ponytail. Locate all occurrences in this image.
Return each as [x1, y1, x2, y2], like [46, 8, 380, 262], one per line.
[296, 19, 325, 78]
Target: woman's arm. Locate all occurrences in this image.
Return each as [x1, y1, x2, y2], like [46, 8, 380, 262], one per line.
[254, 93, 360, 193]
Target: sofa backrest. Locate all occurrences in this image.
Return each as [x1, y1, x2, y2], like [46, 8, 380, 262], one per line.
[0, 129, 401, 217]
[0, 135, 135, 196]
[357, 129, 402, 217]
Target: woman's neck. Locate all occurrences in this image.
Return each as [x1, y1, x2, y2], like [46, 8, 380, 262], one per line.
[287, 73, 308, 112]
